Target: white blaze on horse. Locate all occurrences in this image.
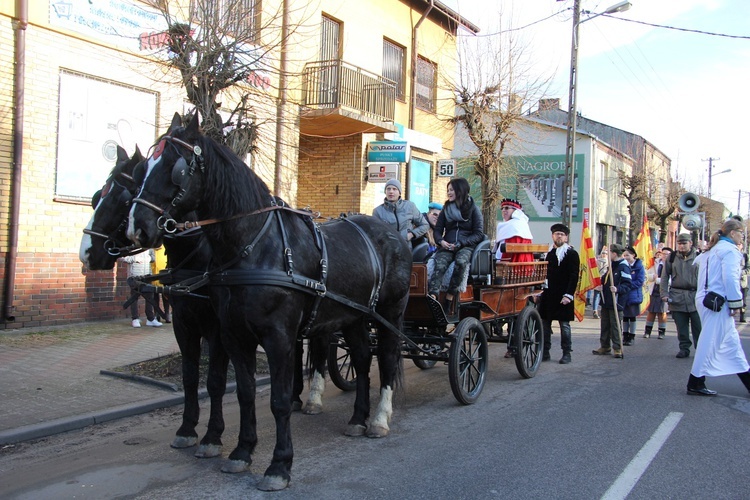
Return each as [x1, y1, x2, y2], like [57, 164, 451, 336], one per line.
[127, 113, 412, 491]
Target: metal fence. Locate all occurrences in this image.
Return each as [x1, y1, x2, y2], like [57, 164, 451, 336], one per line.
[302, 60, 396, 122]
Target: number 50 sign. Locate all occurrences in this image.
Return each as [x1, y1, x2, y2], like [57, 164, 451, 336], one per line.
[437, 159, 455, 177]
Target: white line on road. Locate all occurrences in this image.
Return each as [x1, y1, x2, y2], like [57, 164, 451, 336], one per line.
[601, 411, 684, 500]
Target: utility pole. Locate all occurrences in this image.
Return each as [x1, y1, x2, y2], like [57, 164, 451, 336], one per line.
[703, 157, 720, 199]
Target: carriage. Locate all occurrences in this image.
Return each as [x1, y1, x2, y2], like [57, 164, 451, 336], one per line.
[327, 241, 549, 405]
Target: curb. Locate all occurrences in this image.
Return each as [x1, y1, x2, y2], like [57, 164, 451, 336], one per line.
[0, 376, 271, 446]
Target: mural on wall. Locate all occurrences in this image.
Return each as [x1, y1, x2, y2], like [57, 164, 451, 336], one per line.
[459, 154, 584, 222]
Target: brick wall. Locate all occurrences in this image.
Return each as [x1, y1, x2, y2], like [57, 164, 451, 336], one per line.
[1, 252, 132, 328]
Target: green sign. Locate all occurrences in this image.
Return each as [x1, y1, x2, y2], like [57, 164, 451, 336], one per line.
[458, 154, 585, 222]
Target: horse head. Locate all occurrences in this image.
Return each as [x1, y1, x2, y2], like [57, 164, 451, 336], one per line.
[79, 145, 145, 270]
[128, 113, 207, 248]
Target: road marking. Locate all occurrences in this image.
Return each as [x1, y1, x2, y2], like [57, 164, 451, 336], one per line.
[601, 411, 684, 500]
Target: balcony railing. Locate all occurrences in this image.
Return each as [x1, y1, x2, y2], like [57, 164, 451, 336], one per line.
[302, 60, 396, 123]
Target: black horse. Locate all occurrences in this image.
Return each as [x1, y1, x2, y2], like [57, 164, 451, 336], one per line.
[127, 113, 412, 491]
[80, 146, 336, 472]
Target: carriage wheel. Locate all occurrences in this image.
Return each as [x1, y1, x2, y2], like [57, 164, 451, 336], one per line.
[513, 305, 544, 379]
[327, 336, 357, 392]
[448, 317, 488, 405]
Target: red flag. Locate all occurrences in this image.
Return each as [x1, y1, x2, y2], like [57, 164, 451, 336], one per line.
[633, 216, 655, 314]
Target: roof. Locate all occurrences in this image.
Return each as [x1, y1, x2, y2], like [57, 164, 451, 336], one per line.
[416, 0, 481, 35]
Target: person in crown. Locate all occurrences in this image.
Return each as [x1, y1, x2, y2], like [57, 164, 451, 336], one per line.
[494, 198, 533, 263]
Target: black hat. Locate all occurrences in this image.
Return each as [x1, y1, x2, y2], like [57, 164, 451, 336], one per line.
[550, 223, 570, 235]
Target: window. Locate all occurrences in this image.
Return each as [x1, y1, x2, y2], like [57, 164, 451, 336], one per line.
[599, 161, 608, 190]
[56, 72, 157, 201]
[383, 39, 405, 101]
[206, 0, 261, 42]
[416, 56, 436, 112]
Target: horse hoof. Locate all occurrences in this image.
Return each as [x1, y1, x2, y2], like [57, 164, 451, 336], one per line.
[221, 459, 251, 474]
[291, 400, 303, 412]
[257, 475, 290, 491]
[170, 436, 197, 449]
[344, 424, 367, 437]
[302, 403, 322, 415]
[194, 443, 222, 458]
[366, 425, 389, 438]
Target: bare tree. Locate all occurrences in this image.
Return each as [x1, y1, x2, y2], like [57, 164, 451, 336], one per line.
[142, 0, 289, 156]
[646, 178, 684, 243]
[445, 21, 551, 237]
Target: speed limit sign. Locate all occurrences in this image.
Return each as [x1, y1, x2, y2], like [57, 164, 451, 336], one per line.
[437, 159, 455, 177]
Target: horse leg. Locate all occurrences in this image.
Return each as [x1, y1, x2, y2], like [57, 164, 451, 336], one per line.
[367, 311, 404, 438]
[342, 322, 372, 437]
[302, 335, 328, 415]
[170, 319, 200, 449]
[221, 347, 258, 474]
[195, 332, 229, 458]
[256, 333, 295, 491]
[291, 336, 304, 411]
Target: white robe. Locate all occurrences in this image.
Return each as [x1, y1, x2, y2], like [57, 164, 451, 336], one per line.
[691, 239, 749, 377]
[494, 209, 533, 260]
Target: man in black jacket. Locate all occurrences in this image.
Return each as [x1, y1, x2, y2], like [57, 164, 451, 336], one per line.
[538, 224, 580, 364]
[593, 244, 634, 358]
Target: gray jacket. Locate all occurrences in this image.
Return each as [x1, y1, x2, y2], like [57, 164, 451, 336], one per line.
[372, 199, 429, 242]
[660, 248, 699, 312]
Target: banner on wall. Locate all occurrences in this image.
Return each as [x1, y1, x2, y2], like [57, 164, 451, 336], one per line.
[367, 163, 399, 182]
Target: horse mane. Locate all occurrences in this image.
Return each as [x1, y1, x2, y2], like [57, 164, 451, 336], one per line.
[191, 132, 272, 219]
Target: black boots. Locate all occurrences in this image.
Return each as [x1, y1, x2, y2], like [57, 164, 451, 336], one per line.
[738, 370, 750, 393]
[623, 333, 635, 346]
[657, 328, 665, 340]
[559, 351, 571, 364]
[687, 374, 717, 396]
[643, 325, 653, 338]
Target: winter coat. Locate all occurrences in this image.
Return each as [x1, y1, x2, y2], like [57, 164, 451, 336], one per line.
[372, 198, 429, 242]
[122, 249, 154, 277]
[539, 245, 580, 322]
[433, 197, 485, 249]
[601, 258, 634, 311]
[626, 258, 645, 306]
[660, 247, 699, 312]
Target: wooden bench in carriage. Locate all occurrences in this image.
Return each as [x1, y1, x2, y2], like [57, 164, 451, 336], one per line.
[327, 241, 549, 405]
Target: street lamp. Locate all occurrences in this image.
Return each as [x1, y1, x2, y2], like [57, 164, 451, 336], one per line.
[562, 0, 632, 228]
[708, 167, 730, 200]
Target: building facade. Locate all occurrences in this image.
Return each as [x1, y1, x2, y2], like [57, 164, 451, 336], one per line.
[0, 0, 478, 328]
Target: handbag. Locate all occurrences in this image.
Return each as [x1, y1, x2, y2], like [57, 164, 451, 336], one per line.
[701, 257, 725, 312]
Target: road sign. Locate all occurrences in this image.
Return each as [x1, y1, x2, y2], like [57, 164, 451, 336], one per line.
[437, 159, 455, 177]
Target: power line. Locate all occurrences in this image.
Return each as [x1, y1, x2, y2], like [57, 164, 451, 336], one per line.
[601, 14, 750, 40]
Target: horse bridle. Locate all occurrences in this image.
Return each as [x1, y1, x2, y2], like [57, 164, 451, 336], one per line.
[82, 172, 143, 257]
[131, 135, 204, 234]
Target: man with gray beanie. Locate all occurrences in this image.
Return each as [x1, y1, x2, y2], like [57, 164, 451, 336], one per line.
[373, 178, 428, 245]
[660, 232, 701, 358]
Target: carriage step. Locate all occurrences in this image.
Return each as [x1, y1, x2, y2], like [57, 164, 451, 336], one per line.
[426, 295, 450, 326]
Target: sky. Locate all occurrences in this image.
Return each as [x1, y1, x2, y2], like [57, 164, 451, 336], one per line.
[442, 0, 750, 217]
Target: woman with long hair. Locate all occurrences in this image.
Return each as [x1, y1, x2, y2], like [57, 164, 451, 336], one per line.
[687, 218, 750, 396]
[428, 177, 485, 315]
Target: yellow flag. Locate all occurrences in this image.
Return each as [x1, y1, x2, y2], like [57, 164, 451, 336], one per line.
[633, 216, 654, 315]
[574, 209, 601, 321]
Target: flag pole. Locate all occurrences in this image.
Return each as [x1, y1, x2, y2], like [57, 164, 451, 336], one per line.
[606, 251, 624, 359]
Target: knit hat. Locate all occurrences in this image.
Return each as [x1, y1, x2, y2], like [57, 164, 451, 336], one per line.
[501, 198, 522, 210]
[428, 202, 443, 210]
[385, 178, 402, 194]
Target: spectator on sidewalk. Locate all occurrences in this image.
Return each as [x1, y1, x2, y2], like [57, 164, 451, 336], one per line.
[661, 233, 700, 358]
[621, 246, 646, 346]
[740, 242, 748, 323]
[643, 247, 671, 338]
[152, 246, 171, 323]
[122, 249, 162, 328]
[593, 244, 633, 359]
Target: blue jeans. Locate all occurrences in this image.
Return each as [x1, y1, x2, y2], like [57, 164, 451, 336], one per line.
[591, 291, 601, 311]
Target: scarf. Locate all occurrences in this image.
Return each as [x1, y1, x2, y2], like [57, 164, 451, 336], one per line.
[554, 243, 570, 264]
[444, 198, 472, 223]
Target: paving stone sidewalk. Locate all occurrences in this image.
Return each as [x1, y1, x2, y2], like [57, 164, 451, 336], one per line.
[0, 319, 180, 444]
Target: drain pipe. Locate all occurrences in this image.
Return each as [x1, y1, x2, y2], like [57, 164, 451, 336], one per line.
[273, 0, 289, 196]
[3, 0, 27, 323]
[409, 0, 434, 129]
